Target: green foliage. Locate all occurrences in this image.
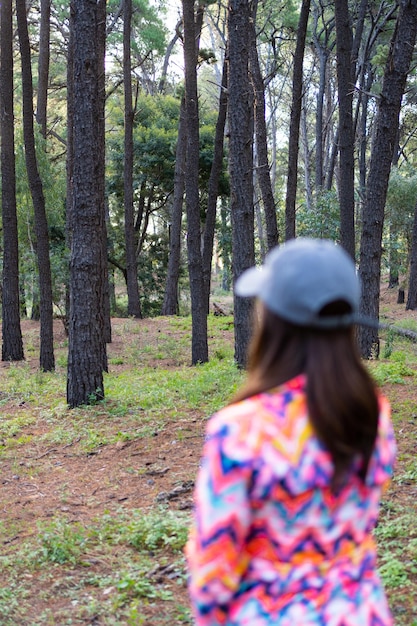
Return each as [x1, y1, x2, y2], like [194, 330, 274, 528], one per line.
[138, 233, 171, 317]
[370, 351, 415, 385]
[14, 126, 67, 317]
[106, 0, 168, 59]
[297, 190, 340, 240]
[384, 167, 417, 277]
[37, 518, 87, 565]
[382, 329, 395, 359]
[116, 573, 173, 601]
[106, 92, 229, 315]
[371, 44, 390, 71]
[378, 555, 411, 588]
[124, 508, 189, 552]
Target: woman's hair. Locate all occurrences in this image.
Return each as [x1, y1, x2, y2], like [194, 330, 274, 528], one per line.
[233, 302, 379, 488]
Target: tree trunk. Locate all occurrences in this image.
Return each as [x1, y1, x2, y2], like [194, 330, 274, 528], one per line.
[359, 0, 417, 358]
[285, 0, 311, 241]
[182, 0, 208, 364]
[358, 66, 373, 205]
[334, 0, 355, 259]
[65, 1, 75, 332]
[16, 0, 55, 371]
[202, 54, 228, 314]
[158, 25, 181, 94]
[123, 0, 142, 319]
[97, 0, 111, 345]
[67, 0, 106, 407]
[388, 220, 400, 289]
[161, 97, 186, 316]
[228, 0, 254, 367]
[1, 0, 24, 362]
[36, 0, 51, 138]
[312, 3, 331, 195]
[300, 99, 313, 211]
[249, 26, 278, 251]
[406, 199, 417, 310]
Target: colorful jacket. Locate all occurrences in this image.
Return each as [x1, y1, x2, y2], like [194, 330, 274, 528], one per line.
[186, 375, 396, 625]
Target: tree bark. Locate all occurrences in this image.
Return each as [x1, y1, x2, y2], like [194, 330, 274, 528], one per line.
[334, 0, 355, 259]
[202, 54, 228, 314]
[182, 0, 208, 364]
[228, 0, 254, 367]
[158, 25, 181, 94]
[285, 0, 311, 241]
[16, 0, 55, 371]
[36, 0, 51, 138]
[249, 24, 278, 251]
[359, 0, 417, 358]
[406, 199, 417, 310]
[65, 0, 75, 329]
[124, 0, 142, 318]
[67, 0, 107, 406]
[161, 97, 186, 316]
[311, 2, 334, 194]
[1, 0, 24, 362]
[97, 0, 111, 345]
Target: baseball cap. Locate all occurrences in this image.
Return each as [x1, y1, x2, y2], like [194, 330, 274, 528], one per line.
[235, 238, 378, 329]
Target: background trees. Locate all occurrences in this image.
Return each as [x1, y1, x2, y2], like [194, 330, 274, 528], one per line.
[2, 0, 417, 399]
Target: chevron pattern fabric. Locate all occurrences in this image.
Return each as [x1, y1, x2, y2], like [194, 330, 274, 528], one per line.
[186, 375, 396, 625]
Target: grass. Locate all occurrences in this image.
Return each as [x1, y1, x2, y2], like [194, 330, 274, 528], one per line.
[0, 508, 191, 625]
[1, 315, 417, 623]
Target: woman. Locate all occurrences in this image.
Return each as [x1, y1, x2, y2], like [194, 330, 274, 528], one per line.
[186, 238, 396, 626]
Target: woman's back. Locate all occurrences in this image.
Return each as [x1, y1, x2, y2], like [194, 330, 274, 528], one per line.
[186, 375, 396, 625]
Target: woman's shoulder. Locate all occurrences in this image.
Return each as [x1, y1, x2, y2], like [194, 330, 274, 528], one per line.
[206, 375, 311, 452]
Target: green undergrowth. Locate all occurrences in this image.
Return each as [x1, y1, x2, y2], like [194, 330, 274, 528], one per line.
[0, 508, 192, 625]
[0, 315, 243, 455]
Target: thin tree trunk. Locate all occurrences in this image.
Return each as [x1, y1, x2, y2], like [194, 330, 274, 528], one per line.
[228, 0, 254, 367]
[202, 54, 228, 314]
[300, 99, 313, 211]
[182, 0, 208, 364]
[312, 2, 332, 194]
[158, 25, 181, 94]
[249, 26, 278, 251]
[16, 0, 55, 371]
[124, 0, 142, 318]
[359, 0, 417, 358]
[36, 0, 51, 138]
[1, 0, 24, 362]
[161, 97, 186, 316]
[285, 0, 311, 241]
[335, 0, 355, 259]
[406, 199, 417, 310]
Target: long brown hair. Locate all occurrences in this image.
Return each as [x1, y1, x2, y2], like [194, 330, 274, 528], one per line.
[233, 303, 379, 487]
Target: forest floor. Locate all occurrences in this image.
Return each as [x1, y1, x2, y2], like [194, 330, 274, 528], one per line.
[0, 285, 417, 625]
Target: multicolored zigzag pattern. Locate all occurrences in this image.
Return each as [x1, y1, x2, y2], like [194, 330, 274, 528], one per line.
[186, 375, 396, 625]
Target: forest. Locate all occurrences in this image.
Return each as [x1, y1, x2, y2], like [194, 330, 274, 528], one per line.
[1, 1, 417, 623]
[2, 0, 417, 406]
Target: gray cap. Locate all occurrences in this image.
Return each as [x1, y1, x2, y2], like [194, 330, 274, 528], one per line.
[235, 238, 377, 329]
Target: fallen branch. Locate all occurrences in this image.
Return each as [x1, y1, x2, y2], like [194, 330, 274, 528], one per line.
[380, 322, 417, 343]
[213, 301, 229, 316]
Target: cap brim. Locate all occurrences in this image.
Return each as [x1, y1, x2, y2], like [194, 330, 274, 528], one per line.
[353, 315, 381, 329]
[235, 266, 269, 297]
